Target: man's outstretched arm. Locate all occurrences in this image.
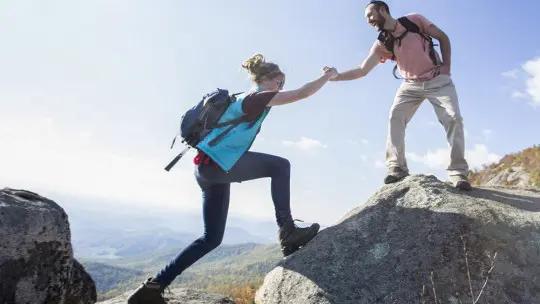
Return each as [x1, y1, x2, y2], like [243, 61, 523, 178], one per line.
[331, 45, 381, 81]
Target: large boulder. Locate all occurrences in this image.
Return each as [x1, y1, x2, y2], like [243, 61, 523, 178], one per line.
[255, 175, 540, 304]
[0, 188, 97, 304]
[97, 288, 234, 304]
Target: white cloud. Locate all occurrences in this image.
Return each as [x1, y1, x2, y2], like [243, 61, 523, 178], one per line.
[466, 144, 502, 169]
[512, 90, 528, 99]
[407, 148, 449, 169]
[522, 57, 540, 106]
[282, 137, 328, 151]
[407, 144, 501, 170]
[501, 69, 519, 79]
[482, 129, 493, 141]
[505, 57, 540, 107]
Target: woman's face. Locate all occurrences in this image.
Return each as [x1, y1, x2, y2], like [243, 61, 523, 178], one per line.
[257, 72, 285, 92]
[267, 74, 286, 91]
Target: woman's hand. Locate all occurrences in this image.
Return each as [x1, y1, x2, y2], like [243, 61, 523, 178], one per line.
[323, 66, 339, 80]
[267, 66, 339, 106]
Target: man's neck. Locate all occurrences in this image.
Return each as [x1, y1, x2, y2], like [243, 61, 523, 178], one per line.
[383, 17, 398, 32]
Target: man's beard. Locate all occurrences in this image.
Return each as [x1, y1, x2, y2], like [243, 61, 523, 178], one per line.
[375, 16, 386, 31]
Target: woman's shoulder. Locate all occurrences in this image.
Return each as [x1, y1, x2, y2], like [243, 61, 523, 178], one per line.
[242, 90, 277, 117]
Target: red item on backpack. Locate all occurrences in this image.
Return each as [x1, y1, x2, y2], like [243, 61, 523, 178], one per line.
[194, 151, 212, 165]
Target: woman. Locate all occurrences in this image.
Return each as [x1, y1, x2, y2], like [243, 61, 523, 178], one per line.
[128, 54, 338, 303]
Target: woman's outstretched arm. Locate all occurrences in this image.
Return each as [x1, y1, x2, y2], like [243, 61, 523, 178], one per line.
[267, 67, 338, 106]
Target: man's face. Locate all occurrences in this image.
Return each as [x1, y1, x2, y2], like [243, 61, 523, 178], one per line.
[365, 5, 386, 31]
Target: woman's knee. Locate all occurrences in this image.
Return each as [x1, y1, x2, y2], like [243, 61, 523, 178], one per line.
[199, 232, 224, 251]
[271, 156, 290, 176]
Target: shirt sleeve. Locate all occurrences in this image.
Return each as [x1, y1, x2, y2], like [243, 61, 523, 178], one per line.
[406, 13, 434, 33]
[242, 91, 277, 120]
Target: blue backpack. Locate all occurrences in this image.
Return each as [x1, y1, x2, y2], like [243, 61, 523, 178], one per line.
[164, 89, 247, 171]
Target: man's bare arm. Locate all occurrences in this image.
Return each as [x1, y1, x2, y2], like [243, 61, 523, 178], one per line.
[331, 45, 381, 81]
[426, 24, 451, 73]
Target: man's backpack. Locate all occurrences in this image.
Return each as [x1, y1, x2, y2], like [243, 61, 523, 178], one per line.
[377, 16, 439, 79]
[164, 89, 248, 171]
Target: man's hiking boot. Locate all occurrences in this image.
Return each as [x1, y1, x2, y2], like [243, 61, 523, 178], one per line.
[384, 167, 409, 184]
[279, 222, 320, 257]
[127, 277, 166, 304]
[450, 175, 472, 191]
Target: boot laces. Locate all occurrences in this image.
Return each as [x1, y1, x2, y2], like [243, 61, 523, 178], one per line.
[293, 218, 304, 226]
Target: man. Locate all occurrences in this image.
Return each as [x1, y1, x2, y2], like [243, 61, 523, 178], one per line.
[332, 0, 471, 190]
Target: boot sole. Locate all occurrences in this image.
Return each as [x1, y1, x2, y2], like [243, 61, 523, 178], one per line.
[384, 173, 408, 184]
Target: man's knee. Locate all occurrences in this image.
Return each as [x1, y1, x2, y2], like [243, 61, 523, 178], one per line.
[388, 109, 409, 128]
[439, 114, 463, 128]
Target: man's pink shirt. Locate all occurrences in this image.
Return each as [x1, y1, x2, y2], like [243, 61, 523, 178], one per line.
[372, 13, 446, 81]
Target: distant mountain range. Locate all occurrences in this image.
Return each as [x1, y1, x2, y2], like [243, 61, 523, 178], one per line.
[82, 242, 281, 300]
[54, 193, 279, 260]
[83, 262, 143, 293]
[50, 193, 283, 300]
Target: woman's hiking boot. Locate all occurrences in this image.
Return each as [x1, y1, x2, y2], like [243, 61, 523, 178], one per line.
[127, 277, 166, 304]
[279, 222, 320, 257]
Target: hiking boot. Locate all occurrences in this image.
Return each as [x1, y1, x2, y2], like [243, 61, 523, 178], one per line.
[450, 175, 472, 191]
[384, 167, 409, 184]
[127, 277, 166, 304]
[279, 222, 320, 257]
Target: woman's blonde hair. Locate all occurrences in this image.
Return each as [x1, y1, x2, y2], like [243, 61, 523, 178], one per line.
[242, 53, 283, 83]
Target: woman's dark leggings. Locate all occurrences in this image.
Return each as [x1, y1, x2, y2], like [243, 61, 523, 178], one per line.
[154, 151, 294, 288]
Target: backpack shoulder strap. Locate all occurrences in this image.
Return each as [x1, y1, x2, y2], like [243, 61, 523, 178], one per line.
[377, 31, 386, 43]
[398, 16, 420, 34]
[398, 16, 439, 67]
[377, 30, 395, 56]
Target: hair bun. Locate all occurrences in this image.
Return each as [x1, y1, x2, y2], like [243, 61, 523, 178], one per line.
[242, 53, 265, 74]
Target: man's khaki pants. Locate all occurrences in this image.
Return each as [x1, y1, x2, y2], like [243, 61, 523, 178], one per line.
[385, 74, 469, 177]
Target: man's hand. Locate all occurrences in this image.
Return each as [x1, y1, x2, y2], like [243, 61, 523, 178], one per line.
[439, 64, 450, 75]
[323, 66, 339, 80]
[330, 44, 381, 81]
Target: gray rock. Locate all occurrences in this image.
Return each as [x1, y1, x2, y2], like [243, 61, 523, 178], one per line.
[483, 166, 532, 189]
[97, 288, 234, 304]
[255, 175, 540, 304]
[0, 188, 96, 304]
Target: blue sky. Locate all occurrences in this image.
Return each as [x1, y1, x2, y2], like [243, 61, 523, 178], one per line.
[1, 0, 539, 228]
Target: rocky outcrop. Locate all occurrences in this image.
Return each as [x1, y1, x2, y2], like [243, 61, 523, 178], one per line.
[469, 145, 540, 189]
[0, 188, 97, 304]
[97, 288, 234, 304]
[473, 165, 533, 188]
[255, 175, 540, 304]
